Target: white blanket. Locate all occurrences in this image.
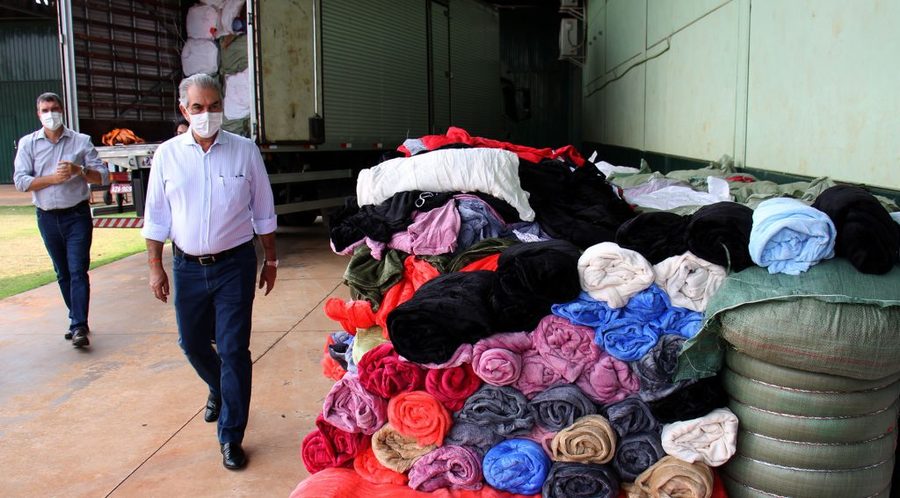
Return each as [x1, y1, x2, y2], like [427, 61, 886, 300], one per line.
[577, 242, 654, 308]
[356, 148, 535, 221]
[661, 407, 738, 467]
[653, 252, 726, 312]
[181, 38, 218, 76]
[224, 68, 251, 120]
[186, 4, 219, 40]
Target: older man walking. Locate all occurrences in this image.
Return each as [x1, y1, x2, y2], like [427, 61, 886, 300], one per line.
[13, 92, 109, 348]
[141, 74, 277, 470]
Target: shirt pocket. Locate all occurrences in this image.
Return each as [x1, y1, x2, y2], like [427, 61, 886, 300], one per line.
[215, 175, 251, 209]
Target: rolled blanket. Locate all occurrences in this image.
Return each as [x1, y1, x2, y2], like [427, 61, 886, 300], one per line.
[551, 292, 624, 329]
[653, 252, 726, 312]
[387, 391, 451, 447]
[549, 414, 616, 464]
[812, 184, 900, 274]
[685, 201, 754, 272]
[354, 446, 409, 485]
[328, 331, 355, 371]
[356, 148, 535, 221]
[578, 242, 655, 308]
[655, 307, 703, 339]
[472, 332, 533, 386]
[482, 439, 551, 495]
[301, 416, 369, 474]
[613, 431, 666, 482]
[542, 462, 621, 498]
[514, 351, 564, 398]
[457, 385, 535, 437]
[408, 445, 484, 492]
[343, 245, 405, 308]
[615, 212, 690, 264]
[372, 423, 437, 473]
[525, 424, 557, 457]
[575, 350, 640, 405]
[425, 363, 483, 412]
[290, 467, 541, 498]
[531, 315, 599, 382]
[603, 397, 659, 438]
[633, 334, 694, 403]
[358, 343, 426, 399]
[649, 376, 728, 424]
[352, 326, 390, 366]
[629, 455, 714, 498]
[405, 343, 474, 369]
[660, 408, 738, 467]
[600, 320, 659, 362]
[749, 197, 836, 275]
[529, 384, 597, 432]
[388, 271, 496, 364]
[445, 418, 505, 456]
[491, 240, 582, 332]
[324, 297, 376, 334]
[322, 373, 388, 435]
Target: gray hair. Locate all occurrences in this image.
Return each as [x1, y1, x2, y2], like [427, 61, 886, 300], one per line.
[178, 74, 222, 107]
[36, 92, 63, 109]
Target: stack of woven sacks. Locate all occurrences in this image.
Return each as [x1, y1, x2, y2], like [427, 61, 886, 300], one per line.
[289, 130, 782, 498]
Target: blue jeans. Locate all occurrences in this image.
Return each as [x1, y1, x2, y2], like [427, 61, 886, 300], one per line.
[36, 202, 93, 331]
[173, 242, 257, 444]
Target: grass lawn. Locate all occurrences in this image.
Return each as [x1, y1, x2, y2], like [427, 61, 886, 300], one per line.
[0, 205, 147, 299]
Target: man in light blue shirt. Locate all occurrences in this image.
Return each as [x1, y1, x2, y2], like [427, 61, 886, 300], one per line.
[142, 74, 277, 471]
[13, 92, 109, 348]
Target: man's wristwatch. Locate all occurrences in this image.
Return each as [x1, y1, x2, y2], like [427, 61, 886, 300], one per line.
[264, 259, 279, 268]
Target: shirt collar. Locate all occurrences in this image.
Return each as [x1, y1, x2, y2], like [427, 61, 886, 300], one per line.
[35, 127, 73, 141]
[180, 130, 230, 147]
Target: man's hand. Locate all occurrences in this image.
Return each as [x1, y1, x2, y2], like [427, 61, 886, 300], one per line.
[149, 264, 170, 303]
[56, 161, 81, 182]
[258, 264, 276, 296]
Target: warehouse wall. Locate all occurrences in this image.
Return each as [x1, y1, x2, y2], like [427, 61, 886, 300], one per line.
[582, 0, 900, 190]
[0, 20, 62, 184]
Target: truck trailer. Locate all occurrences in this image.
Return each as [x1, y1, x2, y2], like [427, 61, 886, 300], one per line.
[55, 0, 504, 224]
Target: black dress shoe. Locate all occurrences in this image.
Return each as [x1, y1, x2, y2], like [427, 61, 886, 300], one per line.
[71, 327, 90, 348]
[66, 326, 89, 340]
[204, 394, 221, 423]
[220, 442, 247, 470]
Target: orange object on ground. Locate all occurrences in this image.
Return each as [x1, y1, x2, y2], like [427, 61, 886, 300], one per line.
[290, 468, 540, 498]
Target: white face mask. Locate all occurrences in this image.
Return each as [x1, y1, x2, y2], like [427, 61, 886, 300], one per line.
[40, 111, 64, 131]
[189, 112, 224, 139]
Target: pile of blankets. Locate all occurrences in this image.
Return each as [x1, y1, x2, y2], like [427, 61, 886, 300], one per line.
[294, 128, 900, 498]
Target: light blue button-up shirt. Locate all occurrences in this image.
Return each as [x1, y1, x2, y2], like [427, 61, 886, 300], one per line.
[13, 127, 109, 210]
[141, 130, 277, 255]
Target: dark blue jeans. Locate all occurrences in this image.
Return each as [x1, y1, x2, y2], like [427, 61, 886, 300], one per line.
[173, 242, 256, 445]
[36, 202, 93, 331]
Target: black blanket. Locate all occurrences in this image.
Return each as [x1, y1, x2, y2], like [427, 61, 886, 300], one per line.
[685, 201, 754, 271]
[387, 271, 496, 364]
[491, 239, 582, 332]
[615, 212, 690, 264]
[812, 185, 900, 274]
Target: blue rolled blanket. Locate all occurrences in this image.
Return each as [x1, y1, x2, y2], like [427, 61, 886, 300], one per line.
[482, 439, 551, 494]
[749, 197, 836, 275]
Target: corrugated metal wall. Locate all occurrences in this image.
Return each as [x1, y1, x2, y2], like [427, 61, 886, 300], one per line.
[0, 20, 62, 184]
[321, 0, 430, 147]
[431, 1, 452, 134]
[448, 0, 502, 138]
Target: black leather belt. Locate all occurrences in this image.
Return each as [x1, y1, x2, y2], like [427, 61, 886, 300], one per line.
[173, 240, 253, 266]
[38, 200, 89, 214]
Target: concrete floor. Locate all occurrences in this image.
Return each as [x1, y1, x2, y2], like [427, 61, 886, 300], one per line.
[0, 220, 347, 497]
